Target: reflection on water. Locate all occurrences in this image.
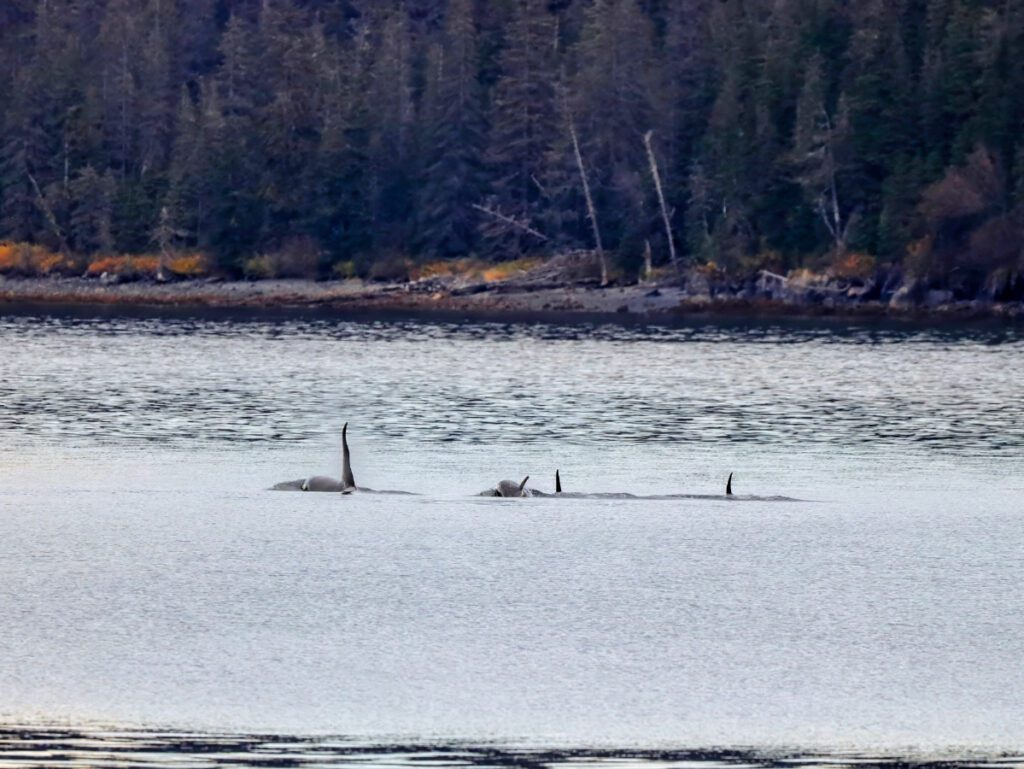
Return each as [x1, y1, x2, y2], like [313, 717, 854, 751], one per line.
[0, 729, 1021, 769]
[0, 313, 1021, 454]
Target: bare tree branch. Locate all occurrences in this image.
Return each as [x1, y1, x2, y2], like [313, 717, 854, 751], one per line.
[472, 203, 549, 242]
[530, 174, 549, 199]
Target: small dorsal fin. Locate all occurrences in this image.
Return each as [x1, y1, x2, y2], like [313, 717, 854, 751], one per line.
[342, 422, 356, 489]
[726, 472, 733, 496]
[555, 469, 562, 493]
[518, 476, 530, 494]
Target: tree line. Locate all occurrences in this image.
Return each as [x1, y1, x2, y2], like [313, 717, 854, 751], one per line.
[1, 0, 1022, 294]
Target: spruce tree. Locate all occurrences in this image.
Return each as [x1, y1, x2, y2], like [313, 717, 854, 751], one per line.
[572, 0, 660, 265]
[365, 7, 417, 249]
[483, 0, 560, 254]
[69, 165, 116, 253]
[416, 0, 487, 258]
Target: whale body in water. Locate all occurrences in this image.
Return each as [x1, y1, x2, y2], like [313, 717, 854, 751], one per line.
[273, 423, 357, 493]
[476, 470, 779, 500]
[480, 471, 562, 498]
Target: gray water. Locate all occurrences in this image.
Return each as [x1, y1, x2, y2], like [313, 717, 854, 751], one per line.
[1, 311, 1022, 764]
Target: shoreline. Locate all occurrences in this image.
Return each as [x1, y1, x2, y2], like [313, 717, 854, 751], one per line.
[1, 275, 1021, 325]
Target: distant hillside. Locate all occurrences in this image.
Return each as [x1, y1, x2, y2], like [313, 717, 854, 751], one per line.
[1, 0, 1022, 299]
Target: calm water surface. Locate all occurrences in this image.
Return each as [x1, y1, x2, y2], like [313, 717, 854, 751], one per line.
[0, 311, 1022, 766]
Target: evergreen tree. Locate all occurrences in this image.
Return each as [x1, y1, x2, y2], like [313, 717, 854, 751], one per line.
[365, 7, 417, 249]
[572, 0, 661, 264]
[310, 39, 374, 265]
[0, 0, 1019, 285]
[416, 0, 487, 257]
[69, 165, 116, 253]
[483, 0, 560, 254]
[206, 13, 268, 267]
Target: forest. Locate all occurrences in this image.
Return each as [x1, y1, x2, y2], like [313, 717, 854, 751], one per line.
[1, 0, 1023, 297]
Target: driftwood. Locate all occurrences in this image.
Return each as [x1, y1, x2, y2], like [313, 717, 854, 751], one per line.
[756, 270, 789, 295]
[758, 269, 789, 284]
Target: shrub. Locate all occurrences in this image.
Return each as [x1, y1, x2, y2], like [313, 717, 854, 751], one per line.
[829, 252, 876, 280]
[85, 255, 160, 279]
[0, 242, 80, 276]
[330, 260, 357, 279]
[409, 258, 485, 281]
[166, 253, 211, 277]
[368, 253, 412, 282]
[481, 257, 542, 282]
[739, 249, 786, 275]
[242, 254, 273, 279]
[408, 256, 542, 283]
[0, 243, 212, 280]
[966, 211, 1024, 273]
[243, 237, 321, 280]
[904, 236, 936, 278]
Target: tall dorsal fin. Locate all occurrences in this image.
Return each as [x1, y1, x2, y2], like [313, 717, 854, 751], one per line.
[726, 472, 733, 496]
[555, 469, 562, 493]
[518, 476, 530, 494]
[342, 422, 356, 489]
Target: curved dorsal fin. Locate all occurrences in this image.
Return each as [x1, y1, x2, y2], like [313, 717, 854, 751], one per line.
[518, 476, 530, 494]
[555, 469, 562, 493]
[342, 422, 356, 489]
[726, 472, 733, 496]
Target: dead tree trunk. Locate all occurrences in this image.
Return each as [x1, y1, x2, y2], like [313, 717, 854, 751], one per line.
[817, 109, 848, 256]
[27, 171, 70, 255]
[643, 130, 681, 280]
[568, 115, 608, 286]
[153, 206, 175, 281]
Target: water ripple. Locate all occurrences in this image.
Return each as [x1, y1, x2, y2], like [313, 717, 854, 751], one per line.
[0, 728, 1020, 769]
[1, 314, 1021, 456]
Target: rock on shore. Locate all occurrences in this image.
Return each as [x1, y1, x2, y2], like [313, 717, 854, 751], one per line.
[0, 263, 1021, 322]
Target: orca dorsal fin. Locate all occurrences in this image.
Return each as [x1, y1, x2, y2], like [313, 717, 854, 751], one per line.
[518, 476, 530, 495]
[342, 422, 356, 489]
[726, 472, 733, 496]
[555, 469, 562, 493]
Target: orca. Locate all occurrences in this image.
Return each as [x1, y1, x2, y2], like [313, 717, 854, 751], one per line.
[273, 423, 356, 493]
[480, 471, 561, 498]
[495, 476, 530, 497]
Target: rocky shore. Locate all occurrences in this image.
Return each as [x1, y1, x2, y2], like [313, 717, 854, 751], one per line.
[1, 259, 1021, 323]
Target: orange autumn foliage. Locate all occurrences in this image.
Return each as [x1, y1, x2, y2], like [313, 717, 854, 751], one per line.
[410, 256, 542, 283]
[830, 252, 877, 280]
[85, 252, 210, 278]
[0, 242, 213, 279]
[481, 257, 542, 282]
[0, 242, 78, 275]
[85, 255, 160, 277]
[166, 253, 211, 276]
